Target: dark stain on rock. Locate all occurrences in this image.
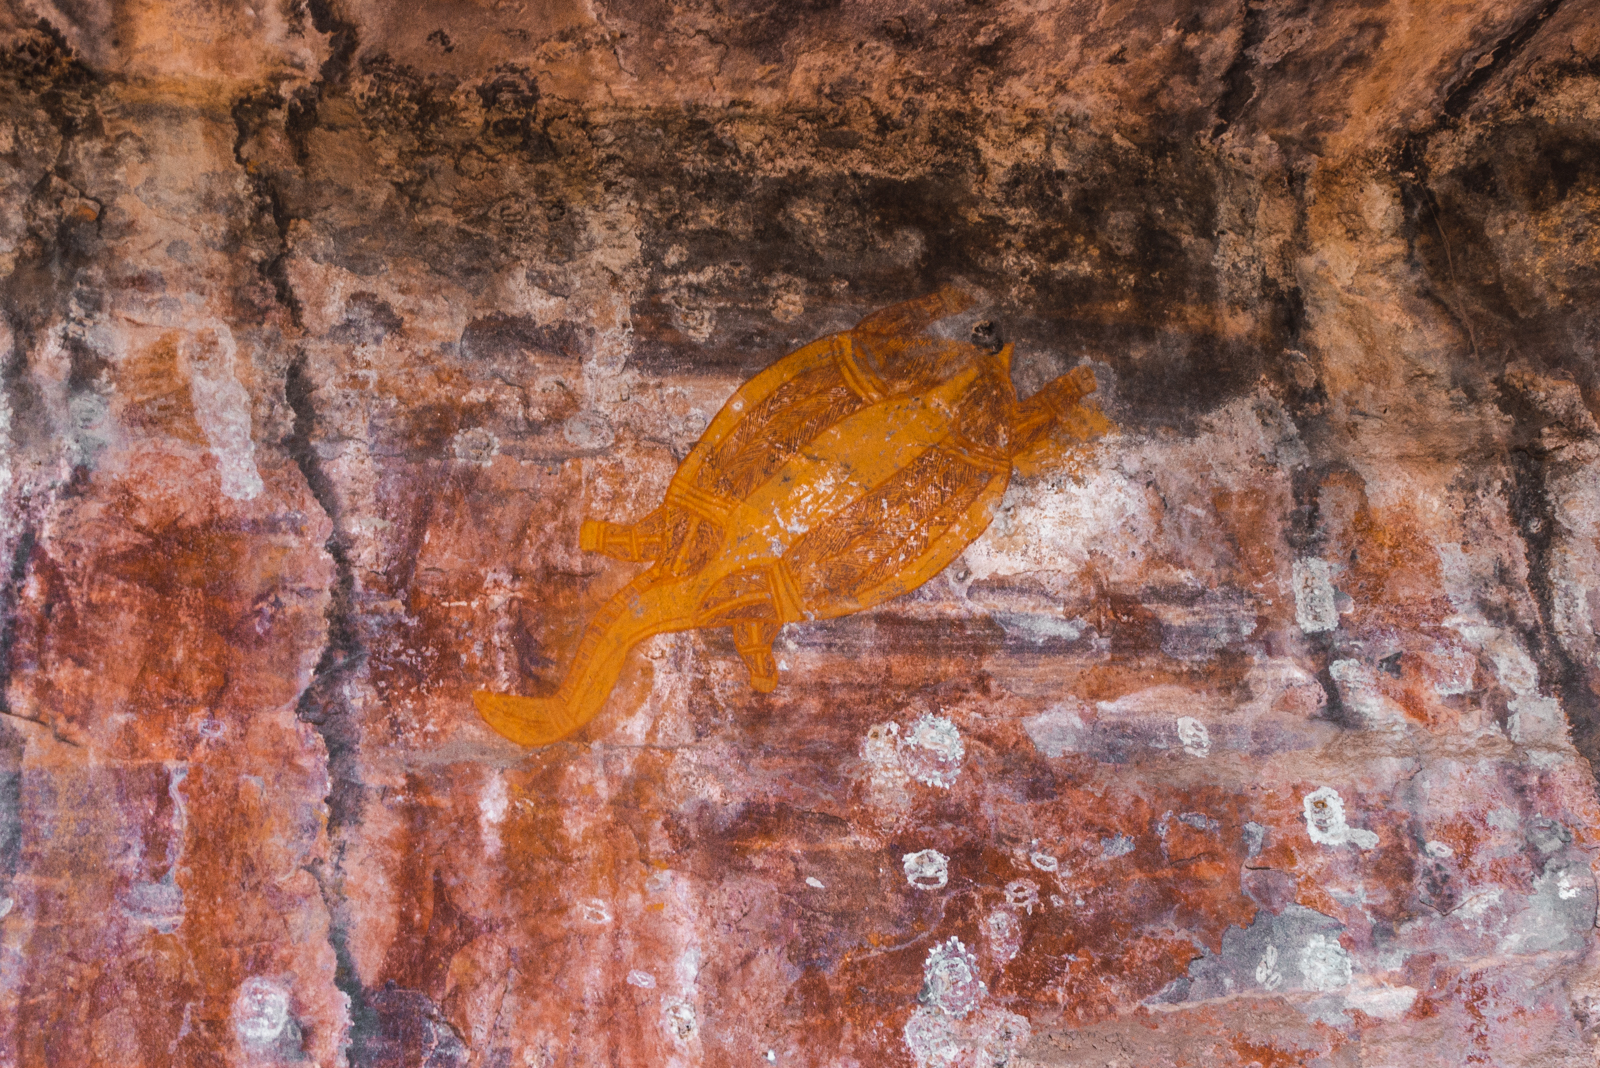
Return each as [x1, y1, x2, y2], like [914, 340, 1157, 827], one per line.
[459, 313, 585, 364]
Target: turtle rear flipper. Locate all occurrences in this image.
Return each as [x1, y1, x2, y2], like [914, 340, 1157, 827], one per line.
[731, 621, 781, 693]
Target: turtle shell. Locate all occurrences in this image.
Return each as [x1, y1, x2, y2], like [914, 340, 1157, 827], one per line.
[475, 288, 1107, 747]
[670, 288, 1021, 623]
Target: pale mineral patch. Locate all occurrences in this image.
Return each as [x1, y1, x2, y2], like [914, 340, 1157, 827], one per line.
[233, 977, 292, 1047]
[898, 713, 965, 788]
[1176, 716, 1211, 757]
[1292, 558, 1339, 633]
[1303, 787, 1380, 850]
[903, 849, 950, 890]
[184, 324, 264, 501]
[1298, 934, 1354, 992]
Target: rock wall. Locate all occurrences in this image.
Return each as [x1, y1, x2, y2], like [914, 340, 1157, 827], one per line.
[3, 0, 1600, 1064]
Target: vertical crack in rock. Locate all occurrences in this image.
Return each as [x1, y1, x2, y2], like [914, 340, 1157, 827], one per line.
[1211, 0, 1269, 137]
[283, 350, 379, 1058]
[228, 6, 368, 1049]
[1393, 0, 1567, 368]
[285, 353, 362, 825]
[230, 88, 302, 328]
[1495, 383, 1600, 763]
[0, 23, 100, 730]
[1440, 0, 1568, 120]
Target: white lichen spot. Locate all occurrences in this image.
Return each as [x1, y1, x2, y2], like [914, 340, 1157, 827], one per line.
[919, 938, 984, 1018]
[771, 291, 805, 323]
[578, 899, 613, 924]
[806, 876, 825, 889]
[1004, 879, 1040, 915]
[233, 977, 290, 1047]
[1302, 787, 1379, 850]
[903, 849, 950, 890]
[898, 714, 965, 788]
[664, 1001, 696, 1040]
[1029, 851, 1059, 872]
[1101, 833, 1136, 858]
[452, 426, 500, 466]
[904, 938, 1030, 1068]
[626, 970, 656, 989]
[984, 908, 1022, 964]
[1558, 870, 1582, 900]
[1424, 840, 1454, 859]
[1298, 934, 1353, 992]
[1176, 716, 1211, 757]
[1292, 558, 1338, 633]
[1255, 944, 1283, 991]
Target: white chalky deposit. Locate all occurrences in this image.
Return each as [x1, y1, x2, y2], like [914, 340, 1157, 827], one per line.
[898, 713, 966, 788]
[1292, 558, 1339, 633]
[903, 849, 950, 890]
[1176, 716, 1211, 757]
[1303, 787, 1379, 850]
[233, 977, 291, 1047]
[919, 937, 984, 1017]
[1298, 934, 1354, 992]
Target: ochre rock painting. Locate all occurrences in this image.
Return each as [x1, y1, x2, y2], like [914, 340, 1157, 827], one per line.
[8, 2, 1600, 1065]
[475, 289, 1111, 745]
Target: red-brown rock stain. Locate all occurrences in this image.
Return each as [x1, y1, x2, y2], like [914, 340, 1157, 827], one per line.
[1229, 1032, 1318, 1068]
[117, 333, 208, 443]
[1212, 484, 1297, 631]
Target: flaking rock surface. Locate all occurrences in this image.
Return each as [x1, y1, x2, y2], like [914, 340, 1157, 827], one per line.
[4, 0, 1600, 1065]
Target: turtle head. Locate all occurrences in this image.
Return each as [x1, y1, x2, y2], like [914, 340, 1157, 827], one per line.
[970, 319, 1004, 353]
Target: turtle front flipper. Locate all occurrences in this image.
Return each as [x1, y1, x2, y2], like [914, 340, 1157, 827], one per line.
[474, 573, 697, 746]
[854, 286, 974, 337]
[1013, 365, 1106, 443]
[580, 509, 669, 562]
[731, 621, 781, 693]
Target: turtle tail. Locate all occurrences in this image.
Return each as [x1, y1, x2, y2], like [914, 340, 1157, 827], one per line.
[472, 691, 581, 747]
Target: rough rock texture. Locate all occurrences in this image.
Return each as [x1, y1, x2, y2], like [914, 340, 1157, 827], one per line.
[3, 0, 1600, 1065]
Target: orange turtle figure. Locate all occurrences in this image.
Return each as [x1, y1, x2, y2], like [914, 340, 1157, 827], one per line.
[474, 288, 1111, 746]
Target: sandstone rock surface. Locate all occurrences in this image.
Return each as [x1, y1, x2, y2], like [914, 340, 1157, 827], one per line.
[3, 0, 1600, 1064]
